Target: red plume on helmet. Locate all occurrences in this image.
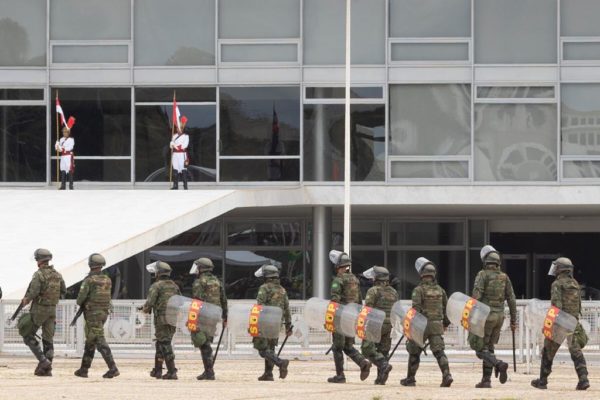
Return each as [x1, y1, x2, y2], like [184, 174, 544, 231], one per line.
[180, 115, 188, 128]
[66, 116, 76, 129]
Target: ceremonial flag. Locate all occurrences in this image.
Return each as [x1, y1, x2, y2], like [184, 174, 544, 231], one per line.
[172, 95, 181, 133]
[56, 96, 67, 126]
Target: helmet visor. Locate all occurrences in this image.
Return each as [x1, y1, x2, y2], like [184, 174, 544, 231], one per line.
[146, 262, 158, 274]
[363, 267, 375, 280]
[480, 245, 497, 262]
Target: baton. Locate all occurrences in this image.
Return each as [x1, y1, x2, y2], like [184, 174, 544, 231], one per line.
[212, 324, 226, 364]
[386, 335, 404, 361]
[277, 325, 293, 358]
[422, 341, 430, 356]
[10, 303, 25, 321]
[512, 329, 517, 372]
[325, 344, 333, 355]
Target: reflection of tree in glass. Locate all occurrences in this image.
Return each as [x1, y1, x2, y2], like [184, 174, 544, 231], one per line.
[0, 18, 29, 65]
[166, 46, 215, 66]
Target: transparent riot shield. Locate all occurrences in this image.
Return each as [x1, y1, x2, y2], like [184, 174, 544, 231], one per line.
[390, 301, 427, 348]
[541, 305, 578, 344]
[446, 292, 490, 338]
[228, 303, 283, 339]
[524, 298, 547, 332]
[355, 306, 385, 343]
[166, 295, 222, 336]
[303, 297, 358, 338]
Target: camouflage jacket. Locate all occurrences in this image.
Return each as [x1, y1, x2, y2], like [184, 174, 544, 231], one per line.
[77, 271, 112, 313]
[331, 271, 362, 305]
[412, 279, 450, 326]
[26, 265, 66, 307]
[143, 277, 181, 317]
[551, 272, 581, 319]
[365, 281, 398, 325]
[192, 271, 228, 319]
[256, 278, 291, 327]
[472, 266, 517, 322]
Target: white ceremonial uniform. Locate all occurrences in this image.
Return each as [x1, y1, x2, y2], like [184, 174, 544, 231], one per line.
[55, 137, 75, 172]
[170, 133, 189, 173]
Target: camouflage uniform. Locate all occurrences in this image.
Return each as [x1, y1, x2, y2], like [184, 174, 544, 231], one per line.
[470, 265, 517, 387]
[191, 270, 228, 380]
[536, 271, 589, 389]
[76, 271, 118, 378]
[329, 271, 371, 382]
[253, 277, 292, 381]
[143, 276, 181, 378]
[404, 278, 452, 385]
[21, 264, 66, 375]
[361, 279, 398, 384]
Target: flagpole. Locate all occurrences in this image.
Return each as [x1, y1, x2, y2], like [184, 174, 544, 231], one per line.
[55, 91, 59, 185]
[169, 91, 175, 186]
[343, 0, 352, 262]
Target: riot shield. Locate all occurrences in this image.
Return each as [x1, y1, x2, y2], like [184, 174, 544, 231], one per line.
[303, 297, 358, 338]
[541, 305, 578, 344]
[229, 303, 283, 339]
[356, 306, 385, 343]
[390, 301, 427, 348]
[446, 292, 490, 338]
[524, 298, 547, 332]
[166, 295, 222, 336]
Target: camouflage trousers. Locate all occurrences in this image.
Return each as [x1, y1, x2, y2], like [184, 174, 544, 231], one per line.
[540, 327, 588, 383]
[155, 322, 176, 362]
[253, 337, 284, 372]
[81, 311, 115, 369]
[469, 311, 505, 379]
[20, 305, 57, 362]
[361, 324, 392, 362]
[191, 331, 214, 363]
[405, 326, 450, 378]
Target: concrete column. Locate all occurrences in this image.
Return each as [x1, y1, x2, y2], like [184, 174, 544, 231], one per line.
[313, 87, 331, 181]
[312, 205, 332, 298]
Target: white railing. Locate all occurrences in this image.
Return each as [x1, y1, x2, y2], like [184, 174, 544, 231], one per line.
[1, 300, 598, 367]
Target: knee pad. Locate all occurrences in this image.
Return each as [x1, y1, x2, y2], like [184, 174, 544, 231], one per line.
[23, 336, 39, 348]
[258, 349, 268, 358]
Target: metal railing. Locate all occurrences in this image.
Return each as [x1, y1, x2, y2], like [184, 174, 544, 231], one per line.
[1, 300, 598, 367]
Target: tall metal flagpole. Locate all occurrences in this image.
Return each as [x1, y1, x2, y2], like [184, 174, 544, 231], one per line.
[343, 0, 352, 260]
[169, 91, 176, 185]
[55, 91, 59, 185]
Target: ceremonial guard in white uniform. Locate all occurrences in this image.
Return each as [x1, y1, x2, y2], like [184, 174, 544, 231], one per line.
[170, 116, 189, 190]
[55, 117, 76, 190]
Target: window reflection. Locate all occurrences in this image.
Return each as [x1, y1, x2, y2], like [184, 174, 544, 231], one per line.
[227, 221, 301, 247]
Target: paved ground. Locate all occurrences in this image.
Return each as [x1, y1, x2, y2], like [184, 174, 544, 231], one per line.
[0, 356, 598, 400]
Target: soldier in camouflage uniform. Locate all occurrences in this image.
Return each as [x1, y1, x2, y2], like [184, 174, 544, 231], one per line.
[19, 248, 66, 376]
[141, 261, 181, 380]
[401, 258, 453, 388]
[360, 266, 397, 385]
[74, 253, 119, 378]
[531, 257, 590, 391]
[328, 250, 371, 383]
[470, 245, 517, 388]
[253, 264, 292, 381]
[189, 257, 228, 380]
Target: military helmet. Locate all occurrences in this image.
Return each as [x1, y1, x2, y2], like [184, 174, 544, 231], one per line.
[549, 257, 574, 276]
[415, 257, 436, 277]
[329, 250, 351, 269]
[480, 245, 501, 265]
[421, 264, 437, 278]
[88, 253, 106, 268]
[254, 264, 280, 279]
[363, 266, 389, 281]
[34, 248, 52, 262]
[146, 261, 172, 277]
[190, 257, 214, 275]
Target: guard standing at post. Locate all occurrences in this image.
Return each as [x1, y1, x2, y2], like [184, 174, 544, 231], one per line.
[531, 257, 590, 391]
[19, 248, 66, 376]
[470, 245, 517, 388]
[170, 116, 189, 190]
[327, 250, 371, 383]
[141, 261, 181, 379]
[55, 118, 76, 190]
[400, 258, 453, 387]
[189, 257, 228, 380]
[74, 253, 119, 378]
[360, 266, 397, 385]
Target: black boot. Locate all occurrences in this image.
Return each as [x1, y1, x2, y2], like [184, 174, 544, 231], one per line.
[182, 170, 188, 190]
[197, 347, 215, 380]
[573, 352, 589, 391]
[75, 344, 95, 378]
[68, 172, 74, 190]
[348, 350, 371, 381]
[475, 363, 492, 388]
[373, 359, 392, 385]
[59, 171, 66, 190]
[401, 353, 419, 386]
[494, 361, 508, 384]
[258, 359, 274, 381]
[150, 355, 163, 379]
[327, 351, 346, 383]
[42, 340, 54, 364]
[400, 376, 416, 386]
[98, 345, 119, 379]
[531, 378, 547, 390]
[25, 338, 52, 377]
[162, 359, 178, 380]
[171, 171, 179, 190]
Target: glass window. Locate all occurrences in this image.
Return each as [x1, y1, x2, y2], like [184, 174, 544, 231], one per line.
[0, 89, 44, 101]
[0, 0, 46, 66]
[303, 0, 385, 65]
[474, 0, 557, 64]
[135, 105, 216, 182]
[220, 159, 300, 182]
[389, 222, 464, 247]
[332, 220, 383, 246]
[391, 43, 469, 62]
[51, 88, 131, 157]
[474, 104, 557, 181]
[134, 0, 215, 66]
[0, 106, 46, 182]
[303, 104, 385, 181]
[561, 0, 600, 37]
[227, 221, 301, 247]
[135, 87, 216, 103]
[158, 219, 221, 246]
[390, 161, 468, 179]
[219, 87, 300, 156]
[52, 45, 129, 64]
[563, 161, 600, 179]
[225, 250, 304, 299]
[389, 84, 471, 156]
[52, 159, 131, 182]
[50, 0, 130, 40]
[219, 0, 299, 39]
[477, 86, 555, 99]
[468, 220, 486, 247]
[221, 44, 298, 63]
[563, 42, 600, 61]
[561, 84, 600, 156]
[389, 0, 471, 37]
[306, 87, 383, 100]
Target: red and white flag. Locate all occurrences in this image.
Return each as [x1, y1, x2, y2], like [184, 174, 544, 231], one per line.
[172, 95, 181, 133]
[56, 96, 67, 126]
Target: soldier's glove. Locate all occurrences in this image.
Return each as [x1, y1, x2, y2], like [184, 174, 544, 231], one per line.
[510, 321, 517, 332]
[285, 324, 293, 337]
[222, 319, 228, 328]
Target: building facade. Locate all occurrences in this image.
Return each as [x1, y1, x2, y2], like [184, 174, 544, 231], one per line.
[2, 0, 600, 300]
